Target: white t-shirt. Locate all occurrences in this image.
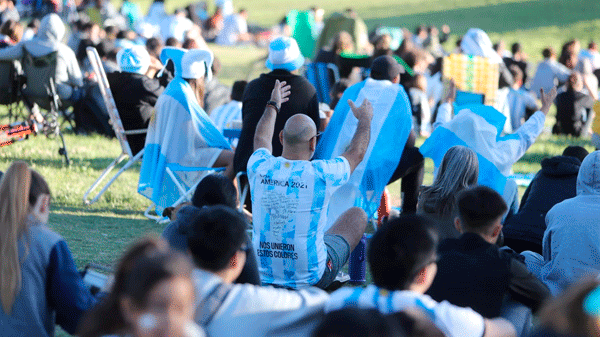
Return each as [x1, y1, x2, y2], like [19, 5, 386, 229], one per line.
[216, 13, 247, 46]
[326, 285, 486, 337]
[247, 148, 351, 288]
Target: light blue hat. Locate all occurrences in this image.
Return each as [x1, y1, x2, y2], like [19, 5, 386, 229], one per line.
[181, 48, 214, 82]
[265, 36, 305, 72]
[117, 45, 150, 75]
[160, 47, 187, 77]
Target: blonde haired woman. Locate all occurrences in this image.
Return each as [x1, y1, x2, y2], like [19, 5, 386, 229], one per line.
[0, 161, 96, 336]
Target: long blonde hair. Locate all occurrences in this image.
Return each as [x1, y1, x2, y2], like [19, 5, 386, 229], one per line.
[0, 161, 50, 314]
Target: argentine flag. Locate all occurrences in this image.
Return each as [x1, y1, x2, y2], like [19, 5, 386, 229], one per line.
[315, 78, 412, 226]
[420, 104, 523, 194]
[138, 76, 231, 211]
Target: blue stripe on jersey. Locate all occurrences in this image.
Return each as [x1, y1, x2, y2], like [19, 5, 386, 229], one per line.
[280, 161, 304, 289]
[415, 298, 436, 321]
[386, 292, 395, 313]
[343, 287, 364, 307]
[260, 163, 278, 285]
[308, 163, 327, 284]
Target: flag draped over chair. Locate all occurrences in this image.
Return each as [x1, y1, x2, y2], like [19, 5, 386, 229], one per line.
[138, 76, 231, 211]
[315, 78, 412, 227]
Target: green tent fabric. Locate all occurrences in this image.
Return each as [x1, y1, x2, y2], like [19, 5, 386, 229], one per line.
[316, 12, 369, 53]
[287, 10, 318, 60]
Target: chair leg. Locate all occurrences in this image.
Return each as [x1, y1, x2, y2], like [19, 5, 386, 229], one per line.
[83, 152, 136, 205]
[57, 129, 69, 166]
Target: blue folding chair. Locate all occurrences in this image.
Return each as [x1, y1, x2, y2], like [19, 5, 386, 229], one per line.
[304, 62, 340, 105]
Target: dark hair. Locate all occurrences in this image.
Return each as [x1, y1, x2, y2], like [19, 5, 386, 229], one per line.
[29, 169, 50, 206]
[508, 64, 523, 83]
[191, 174, 237, 209]
[231, 80, 247, 102]
[329, 79, 350, 109]
[368, 215, 438, 291]
[187, 205, 248, 272]
[563, 146, 589, 163]
[456, 186, 507, 231]
[104, 25, 118, 37]
[542, 47, 554, 59]
[414, 25, 427, 35]
[145, 37, 162, 58]
[77, 237, 184, 336]
[313, 308, 406, 337]
[511, 42, 522, 55]
[165, 37, 180, 47]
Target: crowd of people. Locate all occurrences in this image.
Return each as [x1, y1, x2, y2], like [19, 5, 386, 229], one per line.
[3, 1, 600, 337]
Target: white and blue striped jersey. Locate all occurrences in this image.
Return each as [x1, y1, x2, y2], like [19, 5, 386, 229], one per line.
[325, 285, 485, 337]
[248, 148, 351, 289]
[210, 100, 242, 133]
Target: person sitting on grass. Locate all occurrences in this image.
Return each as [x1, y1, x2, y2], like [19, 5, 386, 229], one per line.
[77, 237, 204, 337]
[248, 79, 371, 289]
[0, 161, 97, 336]
[426, 186, 550, 322]
[325, 214, 517, 337]
[187, 205, 330, 337]
[417, 145, 479, 241]
[161, 174, 260, 285]
[503, 146, 589, 254]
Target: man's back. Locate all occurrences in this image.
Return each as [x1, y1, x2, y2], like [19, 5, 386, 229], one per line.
[247, 148, 350, 288]
[504, 155, 580, 250]
[427, 233, 512, 318]
[193, 269, 328, 337]
[233, 69, 319, 173]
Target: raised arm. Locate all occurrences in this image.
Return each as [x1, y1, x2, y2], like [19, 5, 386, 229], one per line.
[341, 98, 373, 173]
[253, 80, 291, 152]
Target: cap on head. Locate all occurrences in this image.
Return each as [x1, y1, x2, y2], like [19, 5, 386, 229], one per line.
[181, 48, 214, 81]
[117, 45, 151, 75]
[370, 55, 402, 81]
[265, 36, 304, 72]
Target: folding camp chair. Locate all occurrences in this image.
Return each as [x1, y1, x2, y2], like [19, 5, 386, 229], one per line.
[83, 47, 147, 205]
[0, 60, 24, 122]
[143, 164, 226, 222]
[304, 62, 340, 105]
[20, 48, 71, 164]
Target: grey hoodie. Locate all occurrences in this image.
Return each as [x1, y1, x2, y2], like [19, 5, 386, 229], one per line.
[541, 151, 600, 295]
[0, 13, 83, 100]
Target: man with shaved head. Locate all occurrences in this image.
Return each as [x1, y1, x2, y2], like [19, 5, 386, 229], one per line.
[248, 80, 373, 290]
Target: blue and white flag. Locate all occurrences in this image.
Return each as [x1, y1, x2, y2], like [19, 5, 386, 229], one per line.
[138, 76, 231, 210]
[420, 104, 518, 194]
[315, 78, 412, 226]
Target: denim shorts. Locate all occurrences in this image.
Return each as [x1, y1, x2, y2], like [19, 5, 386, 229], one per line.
[314, 234, 351, 289]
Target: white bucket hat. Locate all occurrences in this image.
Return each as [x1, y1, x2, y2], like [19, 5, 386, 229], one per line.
[265, 36, 305, 72]
[181, 48, 214, 81]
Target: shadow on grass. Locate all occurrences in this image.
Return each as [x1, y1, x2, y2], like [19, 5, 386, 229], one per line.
[52, 205, 144, 217]
[364, 0, 600, 35]
[1, 155, 142, 172]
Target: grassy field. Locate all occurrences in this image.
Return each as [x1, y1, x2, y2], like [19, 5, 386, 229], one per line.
[1, 0, 599, 335]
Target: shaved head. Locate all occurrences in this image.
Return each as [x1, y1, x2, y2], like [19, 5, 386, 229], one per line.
[282, 114, 317, 146]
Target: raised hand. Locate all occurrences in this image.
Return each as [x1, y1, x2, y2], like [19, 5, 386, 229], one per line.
[348, 98, 373, 122]
[540, 87, 558, 116]
[270, 80, 292, 109]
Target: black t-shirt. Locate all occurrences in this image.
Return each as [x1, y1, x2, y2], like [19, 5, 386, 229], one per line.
[233, 69, 319, 173]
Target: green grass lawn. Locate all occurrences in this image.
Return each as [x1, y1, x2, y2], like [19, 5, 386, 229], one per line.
[2, 0, 600, 335]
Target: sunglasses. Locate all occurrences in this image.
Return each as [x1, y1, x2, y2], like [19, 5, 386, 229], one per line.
[311, 132, 323, 141]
